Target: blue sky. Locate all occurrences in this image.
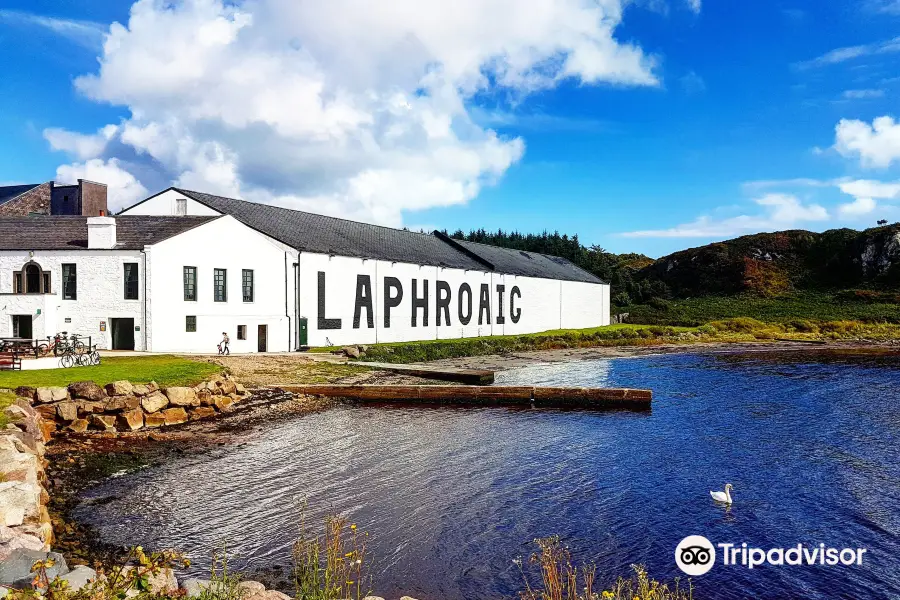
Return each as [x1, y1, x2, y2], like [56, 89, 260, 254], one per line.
[2, 0, 900, 257]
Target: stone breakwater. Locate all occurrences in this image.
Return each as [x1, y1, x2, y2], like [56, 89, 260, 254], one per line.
[14, 376, 250, 435]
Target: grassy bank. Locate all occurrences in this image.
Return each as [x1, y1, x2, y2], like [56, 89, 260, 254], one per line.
[0, 390, 15, 428]
[357, 320, 900, 363]
[622, 292, 900, 326]
[0, 355, 221, 389]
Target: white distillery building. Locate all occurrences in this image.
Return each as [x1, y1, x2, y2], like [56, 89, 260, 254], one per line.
[0, 188, 609, 353]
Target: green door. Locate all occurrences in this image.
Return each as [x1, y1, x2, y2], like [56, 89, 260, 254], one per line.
[299, 317, 308, 346]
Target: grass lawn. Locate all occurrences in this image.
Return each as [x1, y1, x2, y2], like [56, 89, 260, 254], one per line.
[0, 355, 221, 390]
[0, 390, 15, 428]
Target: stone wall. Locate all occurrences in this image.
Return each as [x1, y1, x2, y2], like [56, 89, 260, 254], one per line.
[0, 183, 52, 216]
[17, 375, 250, 435]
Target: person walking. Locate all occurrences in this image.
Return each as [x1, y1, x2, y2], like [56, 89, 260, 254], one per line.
[219, 331, 230, 355]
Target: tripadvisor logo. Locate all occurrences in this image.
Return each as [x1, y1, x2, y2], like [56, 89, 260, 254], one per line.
[675, 536, 868, 575]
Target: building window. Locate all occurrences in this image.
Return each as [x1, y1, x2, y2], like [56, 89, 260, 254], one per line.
[237, 325, 247, 340]
[13, 261, 50, 294]
[184, 266, 197, 301]
[176, 198, 187, 216]
[242, 269, 254, 302]
[62, 264, 77, 300]
[186, 316, 197, 332]
[214, 268, 227, 302]
[124, 263, 139, 299]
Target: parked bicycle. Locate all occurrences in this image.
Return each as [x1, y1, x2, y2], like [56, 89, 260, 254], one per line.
[38, 332, 86, 357]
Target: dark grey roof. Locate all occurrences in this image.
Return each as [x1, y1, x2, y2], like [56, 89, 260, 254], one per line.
[443, 237, 603, 284]
[0, 184, 41, 206]
[0, 216, 218, 250]
[174, 189, 489, 270]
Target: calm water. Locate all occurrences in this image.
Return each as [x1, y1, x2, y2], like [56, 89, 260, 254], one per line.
[75, 351, 900, 599]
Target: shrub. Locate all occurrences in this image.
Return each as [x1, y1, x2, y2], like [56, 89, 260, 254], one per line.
[709, 317, 766, 333]
[293, 512, 369, 600]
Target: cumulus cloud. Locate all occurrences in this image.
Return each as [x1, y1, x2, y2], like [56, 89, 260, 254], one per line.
[838, 196, 877, 216]
[834, 116, 900, 168]
[621, 193, 829, 238]
[48, 0, 658, 226]
[44, 125, 119, 161]
[55, 159, 149, 211]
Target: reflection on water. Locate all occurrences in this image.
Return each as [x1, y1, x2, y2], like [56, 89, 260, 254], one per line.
[76, 351, 900, 599]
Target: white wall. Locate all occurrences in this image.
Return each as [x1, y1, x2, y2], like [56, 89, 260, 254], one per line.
[0, 250, 146, 349]
[297, 251, 609, 346]
[146, 215, 293, 353]
[122, 189, 221, 216]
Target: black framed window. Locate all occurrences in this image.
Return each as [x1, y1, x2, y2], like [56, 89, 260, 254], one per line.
[242, 269, 254, 302]
[124, 263, 139, 299]
[42, 273, 51, 294]
[62, 264, 77, 300]
[237, 325, 247, 340]
[184, 266, 197, 301]
[186, 316, 197, 332]
[214, 268, 227, 302]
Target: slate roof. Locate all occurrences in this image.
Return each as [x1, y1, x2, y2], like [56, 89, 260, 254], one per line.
[0, 184, 41, 207]
[128, 188, 605, 283]
[0, 216, 218, 250]
[443, 237, 604, 284]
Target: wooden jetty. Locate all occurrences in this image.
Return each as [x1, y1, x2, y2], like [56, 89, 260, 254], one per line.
[278, 384, 652, 409]
[359, 361, 495, 384]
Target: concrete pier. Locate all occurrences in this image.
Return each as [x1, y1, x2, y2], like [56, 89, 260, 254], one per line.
[278, 384, 652, 409]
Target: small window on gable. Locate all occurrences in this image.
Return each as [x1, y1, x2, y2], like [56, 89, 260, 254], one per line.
[186, 316, 197, 332]
[176, 198, 187, 216]
[237, 325, 247, 340]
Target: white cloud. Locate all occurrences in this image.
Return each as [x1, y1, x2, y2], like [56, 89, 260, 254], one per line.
[834, 116, 900, 168]
[55, 159, 149, 212]
[621, 193, 829, 238]
[686, 0, 701, 13]
[838, 196, 877, 216]
[44, 125, 119, 161]
[838, 179, 900, 199]
[795, 37, 900, 70]
[841, 88, 885, 99]
[867, 0, 900, 14]
[0, 9, 106, 49]
[49, 0, 658, 226]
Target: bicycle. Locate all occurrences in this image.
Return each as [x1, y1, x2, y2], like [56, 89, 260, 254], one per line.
[76, 345, 101, 366]
[59, 347, 77, 369]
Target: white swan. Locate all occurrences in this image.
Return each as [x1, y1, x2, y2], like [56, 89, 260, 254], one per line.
[710, 483, 734, 504]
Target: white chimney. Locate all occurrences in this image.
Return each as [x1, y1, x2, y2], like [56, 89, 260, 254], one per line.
[87, 216, 117, 249]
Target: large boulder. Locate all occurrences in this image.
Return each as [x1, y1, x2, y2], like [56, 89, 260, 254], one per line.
[104, 396, 141, 413]
[342, 346, 360, 358]
[117, 409, 144, 432]
[90, 415, 116, 432]
[66, 419, 89, 434]
[189, 407, 216, 421]
[144, 413, 166, 428]
[181, 578, 212, 597]
[196, 389, 213, 406]
[0, 482, 40, 527]
[218, 379, 237, 396]
[120, 567, 177, 594]
[238, 581, 265, 595]
[162, 408, 188, 426]
[213, 396, 234, 413]
[141, 392, 168, 413]
[0, 549, 68, 589]
[68, 381, 105, 402]
[76, 401, 105, 416]
[58, 566, 97, 592]
[34, 388, 67, 404]
[105, 381, 134, 397]
[0, 526, 46, 561]
[131, 384, 150, 397]
[56, 402, 78, 422]
[0, 437, 39, 486]
[13, 387, 35, 401]
[164, 387, 198, 407]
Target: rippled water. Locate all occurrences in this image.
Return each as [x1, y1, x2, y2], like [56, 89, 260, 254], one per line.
[76, 351, 900, 599]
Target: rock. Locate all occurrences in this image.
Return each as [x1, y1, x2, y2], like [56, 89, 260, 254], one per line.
[146, 381, 160, 393]
[2, 406, 29, 425]
[104, 396, 141, 412]
[38, 420, 55, 443]
[120, 566, 177, 594]
[90, 415, 117, 432]
[34, 404, 58, 421]
[162, 407, 188, 426]
[141, 392, 169, 413]
[58, 565, 97, 592]
[246, 591, 291, 600]
[0, 526, 45, 560]
[358, 345, 368, 353]
[164, 387, 198, 407]
[0, 549, 68, 589]
[197, 389, 214, 406]
[342, 346, 360, 358]
[56, 402, 78, 422]
[182, 578, 212, 597]
[68, 381, 105, 402]
[13, 387, 35, 400]
[399, 597, 421, 600]
[76, 401, 105, 415]
[0, 438, 39, 485]
[218, 379, 237, 395]
[117, 409, 144, 431]
[66, 419, 89, 434]
[144, 413, 167, 428]
[131, 384, 150, 397]
[105, 381, 134, 397]
[34, 389, 55, 404]
[238, 581, 266, 595]
[213, 396, 234, 412]
[235, 382, 247, 395]
[189, 407, 216, 421]
[363, 596, 385, 600]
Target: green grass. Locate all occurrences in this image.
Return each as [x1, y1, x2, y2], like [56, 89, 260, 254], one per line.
[0, 390, 16, 428]
[0, 355, 221, 389]
[623, 292, 900, 326]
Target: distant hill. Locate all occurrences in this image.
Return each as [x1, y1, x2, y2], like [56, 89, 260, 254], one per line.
[633, 224, 900, 300]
